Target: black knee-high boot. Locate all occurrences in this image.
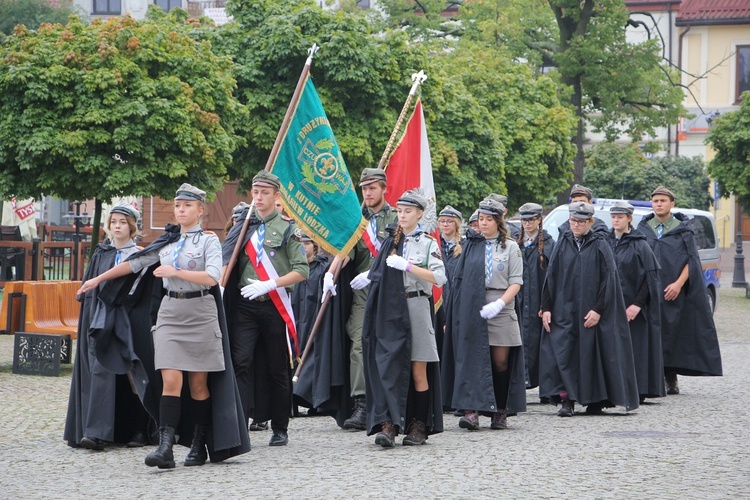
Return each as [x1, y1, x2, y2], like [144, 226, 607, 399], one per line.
[185, 397, 211, 466]
[145, 396, 180, 469]
[403, 389, 429, 446]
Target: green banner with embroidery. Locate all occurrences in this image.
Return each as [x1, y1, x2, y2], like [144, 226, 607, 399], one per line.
[270, 77, 366, 256]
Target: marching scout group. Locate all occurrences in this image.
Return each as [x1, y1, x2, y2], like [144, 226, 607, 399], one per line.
[65, 167, 722, 468]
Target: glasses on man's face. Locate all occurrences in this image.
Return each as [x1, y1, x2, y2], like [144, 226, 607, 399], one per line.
[568, 218, 588, 226]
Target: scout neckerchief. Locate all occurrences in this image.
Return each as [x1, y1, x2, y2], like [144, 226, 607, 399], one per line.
[244, 227, 298, 367]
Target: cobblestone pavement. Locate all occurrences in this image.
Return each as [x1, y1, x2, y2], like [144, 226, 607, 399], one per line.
[1, 276, 748, 498]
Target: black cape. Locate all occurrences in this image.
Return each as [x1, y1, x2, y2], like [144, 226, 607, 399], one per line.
[609, 228, 666, 398]
[92, 225, 251, 462]
[517, 230, 555, 389]
[290, 253, 332, 410]
[539, 229, 640, 410]
[362, 228, 443, 436]
[64, 240, 156, 447]
[441, 229, 527, 415]
[637, 213, 722, 376]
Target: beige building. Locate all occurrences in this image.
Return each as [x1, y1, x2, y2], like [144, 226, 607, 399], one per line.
[625, 0, 750, 247]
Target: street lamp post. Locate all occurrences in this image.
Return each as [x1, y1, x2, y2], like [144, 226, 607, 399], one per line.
[63, 202, 91, 280]
[732, 201, 747, 289]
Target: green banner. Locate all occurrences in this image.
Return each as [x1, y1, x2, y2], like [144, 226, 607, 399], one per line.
[270, 77, 365, 256]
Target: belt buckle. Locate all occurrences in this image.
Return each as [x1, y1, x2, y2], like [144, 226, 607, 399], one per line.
[177, 292, 186, 299]
[256, 294, 269, 302]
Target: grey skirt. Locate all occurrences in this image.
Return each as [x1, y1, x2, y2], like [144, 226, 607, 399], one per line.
[407, 295, 439, 362]
[153, 294, 225, 372]
[486, 289, 522, 347]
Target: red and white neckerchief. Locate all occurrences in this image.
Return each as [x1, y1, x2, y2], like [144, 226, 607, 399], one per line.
[362, 214, 382, 257]
[244, 230, 298, 366]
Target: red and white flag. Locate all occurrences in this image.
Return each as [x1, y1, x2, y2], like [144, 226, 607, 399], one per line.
[384, 99, 443, 308]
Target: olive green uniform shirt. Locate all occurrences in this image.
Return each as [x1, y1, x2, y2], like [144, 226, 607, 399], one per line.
[238, 211, 309, 292]
[350, 203, 398, 274]
[647, 213, 679, 236]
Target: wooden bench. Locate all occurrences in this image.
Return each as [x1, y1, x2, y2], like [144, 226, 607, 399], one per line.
[20, 282, 77, 339]
[0, 281, 27, 335]
[57, 281, 82, 328]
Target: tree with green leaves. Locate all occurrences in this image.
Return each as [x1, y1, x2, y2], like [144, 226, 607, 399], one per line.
[0, 7, 245, 246]
[382, 0, 686, 192]
[706, 95, 750, 209]
[217, 0, 575, 213]
[584, 143, 711, 209]
[0, 0, 84, 36]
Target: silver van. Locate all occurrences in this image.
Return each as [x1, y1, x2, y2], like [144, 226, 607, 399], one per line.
[542, 199, 721, 313]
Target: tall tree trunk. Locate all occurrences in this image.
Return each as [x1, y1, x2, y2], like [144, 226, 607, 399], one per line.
[89, 198, 102, 259]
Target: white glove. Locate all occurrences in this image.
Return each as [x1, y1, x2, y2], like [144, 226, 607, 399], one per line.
[321, 272, 337, 303]
[386, 255, 409, 271]
[220, 286, 225, 298]
[241, 279, 277, 300]
[350, 271, 371, 290]
[480, 298, 506, 320]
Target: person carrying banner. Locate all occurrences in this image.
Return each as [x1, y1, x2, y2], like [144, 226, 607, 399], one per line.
[360, 190, 446, 447]
[320, 167, 398, 430]
[222, 170, 309, 447]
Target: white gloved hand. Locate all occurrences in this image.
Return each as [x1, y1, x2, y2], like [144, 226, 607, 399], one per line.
[220, 285, 225, 298]
[321, 272, 337, 303]
[386, 255, 410, 271]
[480, 298, 506, 320]
[241, 279, 277, 300]
[350, 271, 371, 290]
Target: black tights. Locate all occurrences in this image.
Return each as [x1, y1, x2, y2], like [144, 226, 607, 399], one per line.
[491, 346, 511, 410]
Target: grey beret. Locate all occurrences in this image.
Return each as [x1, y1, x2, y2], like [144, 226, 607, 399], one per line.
[439, 205, 463, 220]
[569, 201, 595, 219]
[570, 184, 593, 199]
[175, 183, 206, 202]
[609, 200, 634, 215]
[478, 199, 505, 217]
[253, 170, 281, 189]
[109, 202, 139, 221]
[359, 168, 387, 187]
[518, 202, 544, 219]
[397, 190, 428, 210]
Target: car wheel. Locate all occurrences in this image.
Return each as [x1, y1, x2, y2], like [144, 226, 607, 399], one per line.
[706, 287, 716, 314]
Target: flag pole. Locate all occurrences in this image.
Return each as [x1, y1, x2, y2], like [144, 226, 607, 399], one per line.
[377, 70, 427, 170]
[221, 44, 320, 287]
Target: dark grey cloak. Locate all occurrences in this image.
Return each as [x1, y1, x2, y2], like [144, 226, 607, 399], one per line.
[441, 229, 527, 416]
[637, 213, 722, 376]
[539, 229, 640, 410]
[93, 225, 251, 462]
[609, 228, 666, 399]
[362, 228, 443, 437]
[64, 240, 155, 447]
[517, 230, 555, 389]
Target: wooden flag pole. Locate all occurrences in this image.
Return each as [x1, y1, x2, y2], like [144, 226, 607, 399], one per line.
[221, 44, 320, 287]
[377, 70, 427, 170]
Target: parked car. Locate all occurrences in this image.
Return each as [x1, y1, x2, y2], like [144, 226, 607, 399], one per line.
[543, 198, 721, 313]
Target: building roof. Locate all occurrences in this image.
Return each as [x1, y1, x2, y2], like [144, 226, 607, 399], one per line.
[676, 0, 750, 26]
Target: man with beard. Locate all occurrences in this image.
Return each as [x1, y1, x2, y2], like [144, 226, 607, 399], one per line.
[637, 187, 722, 394]
[317, 168, 398, 430]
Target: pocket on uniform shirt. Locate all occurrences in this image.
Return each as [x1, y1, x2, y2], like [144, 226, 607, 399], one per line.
[185, 251, 203, 259]
[407, 255, 425, 267]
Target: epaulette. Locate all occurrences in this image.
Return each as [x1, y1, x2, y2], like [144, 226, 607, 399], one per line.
[281, 215, 294, 223]
[204, 230, 216, 235]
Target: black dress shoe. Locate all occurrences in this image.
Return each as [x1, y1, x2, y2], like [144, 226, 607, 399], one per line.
[126, 430, 149, 448]
[80, 437, 105, 450]
[585, 402, 605, 415]
[269, 431, 288, 446]
[249, 420, 269, 431]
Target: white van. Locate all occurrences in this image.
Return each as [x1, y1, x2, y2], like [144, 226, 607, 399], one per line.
[543, 198, 721, 313]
